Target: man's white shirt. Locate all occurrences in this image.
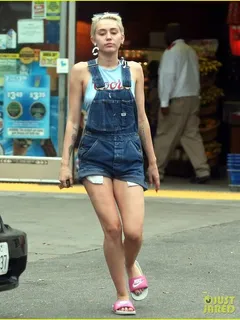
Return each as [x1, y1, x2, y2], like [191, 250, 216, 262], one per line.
[158, 39, 200, 108]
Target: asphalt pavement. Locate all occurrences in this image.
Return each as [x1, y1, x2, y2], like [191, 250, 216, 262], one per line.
[0, 189, 239, 318]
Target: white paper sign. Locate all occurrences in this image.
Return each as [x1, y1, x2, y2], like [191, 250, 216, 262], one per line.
[17, 19, 44, 44]
[0, 35, 7, 50]
[57, 58, 69, 74]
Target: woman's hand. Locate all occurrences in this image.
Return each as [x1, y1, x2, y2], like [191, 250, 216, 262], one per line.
[147, 162, 160, 192]
[59, 164, 73, 189]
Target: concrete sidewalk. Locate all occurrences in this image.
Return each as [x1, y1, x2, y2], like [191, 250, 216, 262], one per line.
[0, 191, 239, 318]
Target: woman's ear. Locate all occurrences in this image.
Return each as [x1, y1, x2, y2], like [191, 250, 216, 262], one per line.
[90, 37, 95, 46]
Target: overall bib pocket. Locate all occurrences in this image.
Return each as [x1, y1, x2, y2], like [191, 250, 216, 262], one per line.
[121, 100, 135, 127]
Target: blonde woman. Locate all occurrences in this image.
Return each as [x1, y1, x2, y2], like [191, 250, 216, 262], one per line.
[59, 12, 160, 315]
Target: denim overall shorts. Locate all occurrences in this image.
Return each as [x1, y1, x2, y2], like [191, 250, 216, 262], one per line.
[78, 59, 148, 191]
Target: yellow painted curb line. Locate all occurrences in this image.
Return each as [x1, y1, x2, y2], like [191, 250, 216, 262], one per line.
[0, 183, 240, 200]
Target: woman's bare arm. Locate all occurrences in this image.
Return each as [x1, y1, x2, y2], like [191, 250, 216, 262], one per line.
[61, 62, 86, 167]
[131, 62, 156, 165]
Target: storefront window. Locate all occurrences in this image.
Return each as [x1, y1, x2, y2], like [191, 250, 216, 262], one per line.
[0, 1, 62, 158]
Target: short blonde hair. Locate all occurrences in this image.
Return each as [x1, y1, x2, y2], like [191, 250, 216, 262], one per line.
[91, 12, 124, 38]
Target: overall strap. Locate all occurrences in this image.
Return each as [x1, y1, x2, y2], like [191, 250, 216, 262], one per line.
[87, 59, 105, 90]
[121, 61, 131, 89]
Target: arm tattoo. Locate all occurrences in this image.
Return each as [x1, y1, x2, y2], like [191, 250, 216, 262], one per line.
[68, 126, 78, 158]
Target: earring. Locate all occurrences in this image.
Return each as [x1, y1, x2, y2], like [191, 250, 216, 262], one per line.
[92, 43, 99, 56]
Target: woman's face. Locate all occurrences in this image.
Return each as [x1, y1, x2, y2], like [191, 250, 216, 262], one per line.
[92, 19, 124, 54]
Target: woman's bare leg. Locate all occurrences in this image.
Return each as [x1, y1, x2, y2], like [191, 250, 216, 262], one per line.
[83, 177, 133, 311]
[113, 179, 145, 295]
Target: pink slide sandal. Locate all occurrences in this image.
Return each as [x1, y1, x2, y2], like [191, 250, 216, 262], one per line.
[129, 260, 149, 301]
[112, 300, 136, 315]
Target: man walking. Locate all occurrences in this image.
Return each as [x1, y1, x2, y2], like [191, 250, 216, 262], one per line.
[154, 23, 210, 183]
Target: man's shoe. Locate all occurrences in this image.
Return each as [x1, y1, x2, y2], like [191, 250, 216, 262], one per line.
[190, 175, 210, 184]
